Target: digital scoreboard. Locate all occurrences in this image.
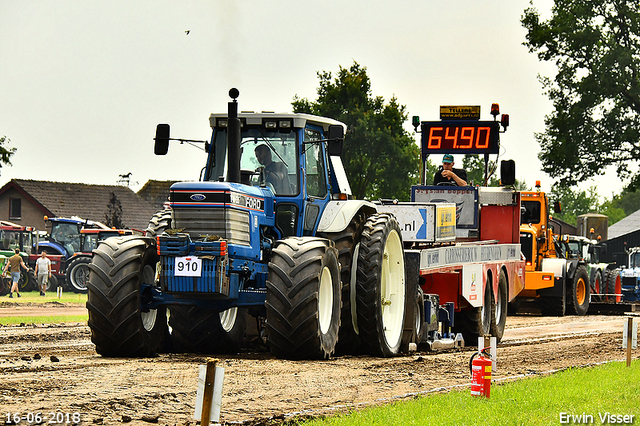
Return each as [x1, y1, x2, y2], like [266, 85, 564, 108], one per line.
[420, 121, 500, 155]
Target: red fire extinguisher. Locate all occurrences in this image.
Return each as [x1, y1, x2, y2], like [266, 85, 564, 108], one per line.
[470, 347, 492, 398]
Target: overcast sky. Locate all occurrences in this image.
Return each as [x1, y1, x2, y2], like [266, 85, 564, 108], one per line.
[0, 1, 623, 199]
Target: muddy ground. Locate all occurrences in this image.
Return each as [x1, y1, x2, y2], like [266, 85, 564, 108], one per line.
[0, 302, 638, 426]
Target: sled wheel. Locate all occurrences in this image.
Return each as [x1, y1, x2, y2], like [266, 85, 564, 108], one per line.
[265, 237, 341, 360]
[355, 214, 407, 357]
[87, 236, 167, 357]
[169, 306, 246, 354]
[455, 274, 492, 344]
[66, 256, 91, 293]
[490, 270, 508, 342]
[566, 265, 589, 315]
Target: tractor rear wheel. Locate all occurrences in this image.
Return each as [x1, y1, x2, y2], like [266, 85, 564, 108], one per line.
[87, 236, 167, 357]
[355, 214, 407, 357]
[592, 270, 603, 302]
[145, 209, 172, 237]
[318, 213, 366, 355]
[19, 270, 36, 292]
[265, 237, 341, 360]
[490, 270, 508, 342]
[169, 306, 246, 354]
[606, 269, 622, 303]
[66, 256, 91, 293]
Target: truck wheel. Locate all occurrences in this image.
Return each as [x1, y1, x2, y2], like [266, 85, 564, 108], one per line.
[265, 237, 341, 360]
[169, 306, 246, 354]
[86, 236, 167, 357]
[455, 274, 492, 344]
[540, 294, 565, 316]
[566, 265, 590, 315]
[318, 214, 365, 355]
[606, 269, 622, 303]
[355, 214, 406, 357]
[490, 271, 508, 341]
[66, 256, 91, 293]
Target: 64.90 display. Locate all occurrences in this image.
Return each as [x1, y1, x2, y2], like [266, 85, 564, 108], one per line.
[421, 121, 500, 155]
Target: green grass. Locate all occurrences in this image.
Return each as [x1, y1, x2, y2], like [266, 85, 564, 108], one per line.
[0, 314, 87, 325]
[1, 290, 87, 305]
[300, 360, 640, 426]
[0, 291, 88, 325]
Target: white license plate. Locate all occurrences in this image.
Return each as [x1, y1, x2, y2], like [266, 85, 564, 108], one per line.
[175, 256, 202, 277]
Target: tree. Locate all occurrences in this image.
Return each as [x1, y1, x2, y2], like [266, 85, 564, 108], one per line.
[292, 62, 421, 200]
[0, 136, 17, 168]
[105, 192, 125, 229]
[549, 184, 600, 225]
[522, 2, 640, 189]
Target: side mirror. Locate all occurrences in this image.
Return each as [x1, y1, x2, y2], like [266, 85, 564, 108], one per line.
[327, 125, 344, 156]
[155, 124, 170, 155]
[500, 159, 515, 186]
[553, 201, 562, 214]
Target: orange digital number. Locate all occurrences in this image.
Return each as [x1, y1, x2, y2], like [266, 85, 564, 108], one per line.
[428, 127, 443, 149]
[476, 127, 490, 149]
[444, 126, 459, 148]
[459, 127, 474, 149]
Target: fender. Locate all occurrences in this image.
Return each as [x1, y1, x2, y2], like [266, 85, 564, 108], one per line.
[316, 200, 377, 233]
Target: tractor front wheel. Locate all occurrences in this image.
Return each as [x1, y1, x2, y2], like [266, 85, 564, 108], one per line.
[355, 214, 407, 357]
[566, 265, 590, 315]
[87, 236, 166, 357]
[66, 256, 91, 293]
[265, 237, 341, 360]
[169, 306, 246, 354]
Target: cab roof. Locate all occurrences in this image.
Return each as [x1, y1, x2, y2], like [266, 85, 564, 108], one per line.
[209, 112, 346, 132]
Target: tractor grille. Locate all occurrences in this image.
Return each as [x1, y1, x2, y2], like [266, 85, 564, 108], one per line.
[520, 232, 533, 262]
[172, 207, 251, 246]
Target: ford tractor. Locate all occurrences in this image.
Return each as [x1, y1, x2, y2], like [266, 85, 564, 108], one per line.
[86, 89, 409, 359]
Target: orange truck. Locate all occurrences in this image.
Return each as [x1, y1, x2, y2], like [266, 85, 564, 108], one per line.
[514, 183, 590, 316]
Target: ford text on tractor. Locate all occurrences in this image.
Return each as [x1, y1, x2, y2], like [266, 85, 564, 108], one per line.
[86, 92, 523, 359]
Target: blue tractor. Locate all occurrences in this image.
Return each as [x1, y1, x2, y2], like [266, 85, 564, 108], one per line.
[86, 89, 410, 359]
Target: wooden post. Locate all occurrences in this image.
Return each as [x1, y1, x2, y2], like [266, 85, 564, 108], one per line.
[626, 318, 633, 368]
[200, 359, 218, 425]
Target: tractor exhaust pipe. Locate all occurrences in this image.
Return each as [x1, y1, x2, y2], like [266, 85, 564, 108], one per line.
[227, 88, 241, 183]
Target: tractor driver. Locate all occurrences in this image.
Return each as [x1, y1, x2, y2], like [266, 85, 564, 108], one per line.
[255, 144, 291, 194]
[433, 154, 468, 186]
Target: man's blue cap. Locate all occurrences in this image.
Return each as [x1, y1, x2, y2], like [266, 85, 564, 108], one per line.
[443, 154, 454, 163]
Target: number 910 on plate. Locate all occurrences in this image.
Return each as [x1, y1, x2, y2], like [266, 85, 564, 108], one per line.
[175, 256, 202, 277]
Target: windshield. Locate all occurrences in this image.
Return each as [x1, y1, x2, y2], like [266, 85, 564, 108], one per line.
[50, 223, 81, 255]
[0, 231, 23, 252]
[208, 127, 299, 195]
[521, 200, 542, 224]
[630, 252, 640, 268]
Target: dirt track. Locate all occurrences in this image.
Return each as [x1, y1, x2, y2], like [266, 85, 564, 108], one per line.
[0, 302, 638, 426]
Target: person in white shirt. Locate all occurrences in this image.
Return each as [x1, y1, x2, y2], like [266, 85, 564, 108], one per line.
[34, 251, 52, 296]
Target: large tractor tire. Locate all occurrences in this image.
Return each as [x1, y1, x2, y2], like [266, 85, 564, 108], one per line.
[490, 270, 508, 342]
[0, 277, 9, 296]
[145, 209, 172, 237]
[169, 306, 247, 354]
[86, 236, 167, 357]
[566, 265, 590, 315]
[318, 213, 366, 355]
[19, 269, 36, 292]
[606, 268, 622, 303]
[455, 273, 492, 345]
[65, 256, 91, 294]
[265, 237, 341, 360]
[540, 293, 566, 316]
[591, 270, 603, 302]
[355, 213, 407, 357]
